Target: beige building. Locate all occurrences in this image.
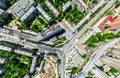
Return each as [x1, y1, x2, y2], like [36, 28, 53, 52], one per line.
[91, 66, 109, 78]
[100, 56, 120, 70]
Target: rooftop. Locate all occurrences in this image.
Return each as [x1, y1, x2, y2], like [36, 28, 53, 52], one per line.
[36, 4, 51, 21]
[110, 16, 120, 30]
[45, 0, 60, 17]
[62, 1, 71, 12]
[20, 6, 36, 21]
[8, 0, 35, 17]
[98, 16, 114, 32]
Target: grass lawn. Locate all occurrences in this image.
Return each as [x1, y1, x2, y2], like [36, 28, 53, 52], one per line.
[85, 32, 120, 48]
[0, 50, 32, 78]
[30, 17, 47, 32]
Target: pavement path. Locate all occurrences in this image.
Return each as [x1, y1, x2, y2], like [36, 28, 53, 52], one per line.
[75, 38, 120, 78]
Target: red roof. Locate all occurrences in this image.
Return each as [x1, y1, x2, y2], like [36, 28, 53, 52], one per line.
[109, 16, 114, 22]
[98, 16, 114, 32]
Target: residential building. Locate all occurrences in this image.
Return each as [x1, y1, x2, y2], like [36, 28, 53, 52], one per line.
[72, 0, 86, 12]
[100, 56, 120, 70]
[40, 25, 65, 41]
[8, 0, 36, 18]
[75, 41, 86, 51]
[60, 19, 75, 40]
[109, 48, 120, 58]
[62, 1, 72, 12]
[110, 16, 120, 31]
[77, 0, 88, 11]
[20, 6, 37, 22]
[91, 66, 109, 78]
[14, 48, 33, 57]
[66, 47, 84, 67]
[30, 56, 38, 73]
[0, 45, 11, 52]
[115, 6, 120, 13]
[97, 16, 114, 32]
[36, 4, 51, 21]
[45, 0, 60, 17]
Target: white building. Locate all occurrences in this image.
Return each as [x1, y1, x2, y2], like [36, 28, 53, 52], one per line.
[45, 0, 60, 17]
[100, 56, 120, 70]
[0, 45, 11, 52]
[62, 1, 71, 12]
[36, 4, 51, 21]
[20, 6, 36, 22]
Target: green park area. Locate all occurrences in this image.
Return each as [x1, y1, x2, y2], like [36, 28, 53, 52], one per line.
[1, 0, 17, 9]
[0, 50, 32, 78]
[0, 13, 13, 26]
[85, 32, 120, 48]
[0, 41, 22, 48]
[50, 37, 67, 48]
[49, 0, 72, 12]
[36, 0, 86, 25]
[64, 5, 86, 25]
[18, 16, 49, 32]
[106, 67, 119, 76]
[66, 67, 79, 75]
[83, 0, 98, 5]
[30, 17, 48, 32]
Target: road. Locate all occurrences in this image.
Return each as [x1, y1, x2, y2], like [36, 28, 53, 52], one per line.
[75, 38, 120, 78]
[75, 0, 105, 29]
[62, 0, 115, 56]
[61, 0, 116, 78]
[0, 32, 62, 54]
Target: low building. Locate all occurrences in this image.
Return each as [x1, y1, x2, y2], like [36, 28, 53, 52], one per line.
[0, 45, 11, 52]
[40, 25, 65, 41]
[30, 56, 38, 73]
[97, 16, 114, 32]
[100, 56, 120, 70]
[0, 57, 7, 64]
[36, 4, 51, 21]
[14, 48, 33, 57]
[75, 41, 86, 51]
[91, 66, 109, 78]
[45, 0, 60, 17]
[8, 0, 36, 18]
[66, 47, 84, 67]
[110, 16, 120, 31]
[60, 19, 75, 40]
[62, 1, 72, 12]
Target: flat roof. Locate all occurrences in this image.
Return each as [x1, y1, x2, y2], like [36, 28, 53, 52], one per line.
[20, 6, 35, 21]
[9, 0, 34, 17]
[36, 4, 51, 21]
[45, 0, 60, 17]
[0, 45, 11, 52]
